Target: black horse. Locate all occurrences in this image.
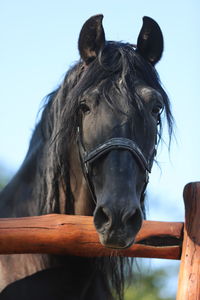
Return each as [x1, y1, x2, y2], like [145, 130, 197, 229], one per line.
[0, 15, 173, 300]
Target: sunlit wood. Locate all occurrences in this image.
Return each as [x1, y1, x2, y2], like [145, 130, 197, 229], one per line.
[0, 214, 183, 259]
[176, 182, 200, 300]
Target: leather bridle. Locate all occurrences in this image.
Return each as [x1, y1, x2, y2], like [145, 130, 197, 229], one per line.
[77, 126, 157, 203]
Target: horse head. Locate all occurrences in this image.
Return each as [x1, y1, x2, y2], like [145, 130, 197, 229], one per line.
[68, 15, 168, 249]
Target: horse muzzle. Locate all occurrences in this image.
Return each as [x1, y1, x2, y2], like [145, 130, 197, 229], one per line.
[93, 205, 143, 249]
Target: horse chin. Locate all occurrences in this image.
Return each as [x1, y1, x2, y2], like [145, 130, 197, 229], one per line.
[98, 233, 135, 250]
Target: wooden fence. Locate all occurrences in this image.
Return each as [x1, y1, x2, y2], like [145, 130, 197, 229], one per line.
[0, 182, 199, 299]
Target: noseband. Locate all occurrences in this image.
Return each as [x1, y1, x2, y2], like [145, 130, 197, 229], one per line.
[77, 127, 157, 202]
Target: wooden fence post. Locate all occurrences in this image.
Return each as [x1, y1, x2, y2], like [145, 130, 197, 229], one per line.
[176, 182, 200, 300]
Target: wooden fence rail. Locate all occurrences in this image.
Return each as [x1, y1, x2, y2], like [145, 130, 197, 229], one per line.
[0, 215, 183, 259]
[0, 182, 199, 299]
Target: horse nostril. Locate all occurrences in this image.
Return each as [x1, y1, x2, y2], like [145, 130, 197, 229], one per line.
[124, 208, 143, 237]
[94, 206, 111, 232]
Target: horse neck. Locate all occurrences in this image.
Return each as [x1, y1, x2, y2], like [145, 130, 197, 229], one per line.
[0, 136, 94, 219]
[0, 141, 43, 217]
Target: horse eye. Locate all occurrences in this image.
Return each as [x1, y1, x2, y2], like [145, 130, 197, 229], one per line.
[79, 102, 90, 114]
[152, 104, 163, 116]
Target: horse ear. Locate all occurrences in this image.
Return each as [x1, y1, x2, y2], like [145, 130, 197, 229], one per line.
[78, 14, 106, 64]
[136, 16, 164, 65]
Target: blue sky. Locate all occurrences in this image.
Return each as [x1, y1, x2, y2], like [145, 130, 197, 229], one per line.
[1, 0, 199, 295]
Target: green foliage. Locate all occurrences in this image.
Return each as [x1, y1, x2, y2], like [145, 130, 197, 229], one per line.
[0, 165, 11, 191]
[0, 176, 8, 191]
[124, 267, 176, 300]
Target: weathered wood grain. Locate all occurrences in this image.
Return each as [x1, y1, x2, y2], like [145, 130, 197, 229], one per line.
[177, 182, 200, 300]
[0, 214, 183, 259]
